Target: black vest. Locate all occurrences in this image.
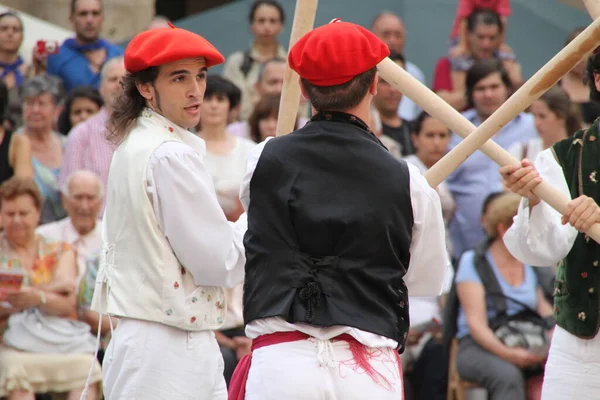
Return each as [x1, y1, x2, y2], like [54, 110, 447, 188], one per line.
[243, 112, 414, 349]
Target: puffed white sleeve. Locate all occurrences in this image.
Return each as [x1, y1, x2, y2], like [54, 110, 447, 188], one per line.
[503, 148, 578, 266]
[403, 163, 451, 297]
[147, 142, 247, 288]
[239, 138, 271, 211]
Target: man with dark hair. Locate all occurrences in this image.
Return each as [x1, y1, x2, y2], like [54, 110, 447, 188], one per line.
[228, 19, 448, 400]
[46, 0, 123, 92]
[446, 58, 536, 263]
[500, 50, 600, 400]
[433, 8, 522, 110]
[89, 26, 247, 400]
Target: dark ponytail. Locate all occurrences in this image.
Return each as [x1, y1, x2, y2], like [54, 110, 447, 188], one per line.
[538, 85, 582, 136]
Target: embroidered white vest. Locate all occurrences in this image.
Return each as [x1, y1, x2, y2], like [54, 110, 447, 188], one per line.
[91, 111, 226, 331]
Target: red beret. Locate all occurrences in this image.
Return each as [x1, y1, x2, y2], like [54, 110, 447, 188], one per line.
[124, 24, 225, 73]
[289, 19, 389, 86]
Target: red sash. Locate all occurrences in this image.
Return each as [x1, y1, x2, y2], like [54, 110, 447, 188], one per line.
[227, 331, 403, 400]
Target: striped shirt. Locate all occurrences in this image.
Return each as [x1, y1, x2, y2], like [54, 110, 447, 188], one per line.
[58, 107, 115, 214]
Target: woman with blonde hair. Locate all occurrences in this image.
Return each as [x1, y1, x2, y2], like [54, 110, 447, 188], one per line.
[454, 192, 554, 400]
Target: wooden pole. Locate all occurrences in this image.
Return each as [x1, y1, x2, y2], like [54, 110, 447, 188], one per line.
[376, 16, 600, 243]
[275, 0, 318, 137]
[583, 0, 600, 18]
[425, 16, 600, 187]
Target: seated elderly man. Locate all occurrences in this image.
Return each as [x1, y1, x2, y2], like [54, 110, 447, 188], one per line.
[37, 170, 102, 284]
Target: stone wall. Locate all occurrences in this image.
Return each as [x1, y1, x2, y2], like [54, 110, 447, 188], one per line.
[1, 0, 155, 43]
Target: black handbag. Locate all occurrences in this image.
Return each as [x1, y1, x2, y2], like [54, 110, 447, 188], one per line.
[487, 293, 550, 352]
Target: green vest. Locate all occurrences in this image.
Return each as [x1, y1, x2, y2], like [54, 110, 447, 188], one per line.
[552, 119, 600, 338]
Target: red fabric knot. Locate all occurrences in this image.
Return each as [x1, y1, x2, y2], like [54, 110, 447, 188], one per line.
[168, 127, 174, 132]
[174, 281, 179, 289]
[190, 316, 196, 323]
[582, 272, 589, 279]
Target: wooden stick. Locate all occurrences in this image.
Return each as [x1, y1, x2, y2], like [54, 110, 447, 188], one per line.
[376, 22, 600, 243]
[425, 17, 600, 187]
[377, 58, 516, 169]
[583, 0, 600, 18]
[275, 0, 318, 137]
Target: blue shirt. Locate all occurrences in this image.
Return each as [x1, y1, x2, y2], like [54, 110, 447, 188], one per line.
[455, 249, 539, 339]
[47, 39, 124, 92]
[446, 110, 537, 260]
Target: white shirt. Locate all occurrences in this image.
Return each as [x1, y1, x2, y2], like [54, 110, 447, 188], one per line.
[239, 138, 450, 349]
[145, 142, 247, 291]
[92, 108, 245, 332]
[503, 149, 577, 266]
[403, 155, 456, 223]
[37, 217, 101, 283]
[409, 264, 455, 327]
[402, 155, 456, 327]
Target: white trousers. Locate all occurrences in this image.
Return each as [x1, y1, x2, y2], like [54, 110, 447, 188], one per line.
[102, 318, 226, 400]
[245, 338, 403, 400]
[541, 325, 600, 400]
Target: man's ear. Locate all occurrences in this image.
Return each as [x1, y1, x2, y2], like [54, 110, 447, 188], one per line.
[136, 81, 154, 101]
[369, 72, 379, 96]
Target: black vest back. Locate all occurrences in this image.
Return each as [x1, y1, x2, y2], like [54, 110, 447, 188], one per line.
[243, 115, 414, 349]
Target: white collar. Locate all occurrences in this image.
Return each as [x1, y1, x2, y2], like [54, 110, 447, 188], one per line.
[140, 107, 206, 156]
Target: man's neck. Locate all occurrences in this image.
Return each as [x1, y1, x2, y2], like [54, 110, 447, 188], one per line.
[104, 105, 114, 116]
[0, 50, 19, 64]
[341, 102, 372, 130]
[75, 35, 100, 45]
[416, 153, 435, 169]
[74, 222, 95, 237]
[379, 111, 402, 128]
